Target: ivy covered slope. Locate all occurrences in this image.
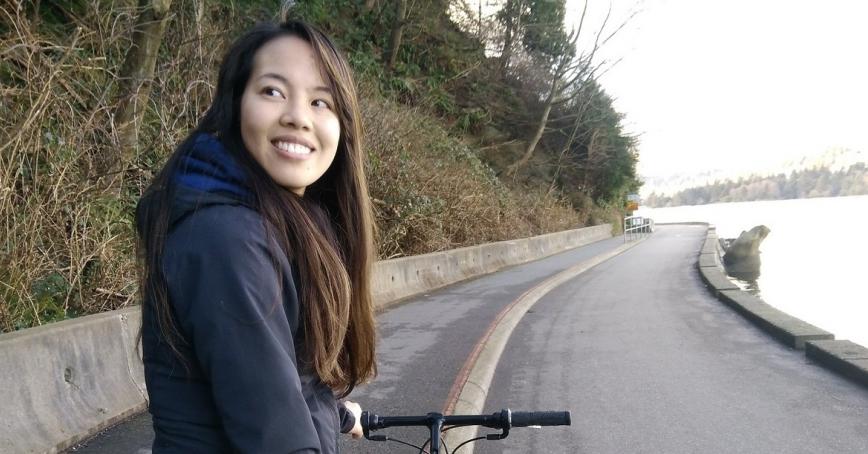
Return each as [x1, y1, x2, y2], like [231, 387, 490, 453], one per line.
[0, 0, 639, 331]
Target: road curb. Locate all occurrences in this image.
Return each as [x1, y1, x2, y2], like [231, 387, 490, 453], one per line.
[805, 340, 868, 386]
[696, 226, 867, 389]
[442, 235, 649, 452]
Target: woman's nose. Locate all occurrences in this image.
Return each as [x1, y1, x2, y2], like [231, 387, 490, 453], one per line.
[280, 99, 312, 130]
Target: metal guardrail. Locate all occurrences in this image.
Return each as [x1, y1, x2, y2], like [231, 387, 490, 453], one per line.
[624, 216, 654, 242]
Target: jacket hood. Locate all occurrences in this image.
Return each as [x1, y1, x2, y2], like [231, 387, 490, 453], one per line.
[168, 133, 255, 227]
[136, 133, 256, 234]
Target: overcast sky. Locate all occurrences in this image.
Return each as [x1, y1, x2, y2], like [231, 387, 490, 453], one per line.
[565, 0, 868, 184]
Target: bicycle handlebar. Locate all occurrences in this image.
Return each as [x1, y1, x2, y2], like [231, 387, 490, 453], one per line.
[362, 409, 571, 431]
[510, 410, 571, 427]
[362, 409, 570, 453]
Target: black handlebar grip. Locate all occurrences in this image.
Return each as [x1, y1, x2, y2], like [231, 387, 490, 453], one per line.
[510, 411, 571, 427]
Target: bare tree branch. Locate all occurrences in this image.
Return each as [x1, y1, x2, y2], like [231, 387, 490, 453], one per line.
[505, 0, 637, 177]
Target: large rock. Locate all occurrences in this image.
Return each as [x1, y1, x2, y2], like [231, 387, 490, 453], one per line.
[723, 225, 770, 280]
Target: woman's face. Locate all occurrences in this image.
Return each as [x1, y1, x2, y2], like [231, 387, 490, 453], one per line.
[240, 35, 341, 196]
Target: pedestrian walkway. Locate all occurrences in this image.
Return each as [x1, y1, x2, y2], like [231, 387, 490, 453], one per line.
[478, 225, 868, 453]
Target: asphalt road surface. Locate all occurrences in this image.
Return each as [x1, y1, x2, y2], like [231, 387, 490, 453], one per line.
[66, 236, 627, 453]
[477, 225, 868, 454]
[69, 225, 868, 454]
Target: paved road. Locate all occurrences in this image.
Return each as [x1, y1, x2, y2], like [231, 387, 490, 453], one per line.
[66, 236, 627, 453]
[478, 225, 868, 453]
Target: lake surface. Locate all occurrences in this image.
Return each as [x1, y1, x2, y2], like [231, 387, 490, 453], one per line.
[637, 195, 868, 348]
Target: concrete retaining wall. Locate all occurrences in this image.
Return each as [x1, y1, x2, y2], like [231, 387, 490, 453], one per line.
[0, 224, 612, 454]
[696, 226, 867, 388]
[372, 224, 612, 306]
[0, 310, 146, 453]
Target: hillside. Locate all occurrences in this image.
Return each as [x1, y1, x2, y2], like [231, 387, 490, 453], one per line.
[0, 0, 640, 330]
[645, 162, 867, 207]
[642, 148, 865, 197]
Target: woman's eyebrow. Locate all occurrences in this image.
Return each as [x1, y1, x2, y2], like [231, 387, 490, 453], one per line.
[258, 73, 289, 85]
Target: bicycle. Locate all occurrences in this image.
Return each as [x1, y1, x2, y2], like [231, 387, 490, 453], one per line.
[361, 408, 571, 454]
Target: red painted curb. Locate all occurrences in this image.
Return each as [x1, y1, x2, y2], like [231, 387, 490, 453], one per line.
[441, 284, 537, 415]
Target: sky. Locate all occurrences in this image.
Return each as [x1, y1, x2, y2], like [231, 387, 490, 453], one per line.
[564, 0, 868, 191]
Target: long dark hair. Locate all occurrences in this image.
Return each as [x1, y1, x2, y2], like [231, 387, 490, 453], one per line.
[137, 20, 376, 396]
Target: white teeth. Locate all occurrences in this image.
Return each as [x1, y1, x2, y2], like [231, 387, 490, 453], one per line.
[275, 141, 312, 155]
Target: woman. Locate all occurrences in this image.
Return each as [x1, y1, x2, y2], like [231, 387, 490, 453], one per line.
[137, 18, 377, 453]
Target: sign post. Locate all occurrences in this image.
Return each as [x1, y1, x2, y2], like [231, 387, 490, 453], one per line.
[626, 193, 640, 213]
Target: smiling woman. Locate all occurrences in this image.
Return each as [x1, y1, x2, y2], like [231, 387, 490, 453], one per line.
[240, 36, 341, 195]
[135, 18, 376, 454]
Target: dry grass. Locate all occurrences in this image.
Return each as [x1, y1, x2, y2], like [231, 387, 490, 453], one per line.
[0, 3, 587, 332]
[0, 2, 228, 331]
[2, 3, 137, 330]
[361, 94, 584, 258]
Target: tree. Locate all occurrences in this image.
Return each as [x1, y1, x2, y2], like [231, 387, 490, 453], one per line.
[538, 75, 639, 204]
[505, 1, 633, 177]
[496, 0, 525, 71]
[103, 0, 173, 190]
[385, 0, 408, 70]
[521, 0, 570, 63]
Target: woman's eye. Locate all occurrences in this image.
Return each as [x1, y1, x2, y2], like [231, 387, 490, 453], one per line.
[312, 99, 332, 109]
[263, 87, 284, 98]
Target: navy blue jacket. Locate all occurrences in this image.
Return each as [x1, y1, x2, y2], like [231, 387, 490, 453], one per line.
[140, 135, 354, 453]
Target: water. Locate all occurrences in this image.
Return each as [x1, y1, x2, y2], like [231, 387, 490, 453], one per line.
[637, 195, 868, 348]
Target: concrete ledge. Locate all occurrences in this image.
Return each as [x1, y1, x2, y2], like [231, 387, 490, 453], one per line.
[0, 224, 612, 454]
[695, 225, 868, 390]
[698, 252, 719, 268]
[0, 309, 146, 453]
[718, 290, 833, 349]
[372, 224, 612, 307]
[805, 340, 868, 388]
[697, 263, 739, 296]
[700, 229, 722, 255]
[696, 227, 833, 351]
[701, 240, 718, 255]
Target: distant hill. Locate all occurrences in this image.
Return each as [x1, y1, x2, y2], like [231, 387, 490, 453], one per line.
[642, 148, 866, 197]
[645, 162, 868, 207]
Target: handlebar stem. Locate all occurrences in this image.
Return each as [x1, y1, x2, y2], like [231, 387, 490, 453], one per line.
[429, 413, 445, 454]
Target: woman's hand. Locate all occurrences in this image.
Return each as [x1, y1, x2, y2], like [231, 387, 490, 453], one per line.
[343, 400, 363, 439]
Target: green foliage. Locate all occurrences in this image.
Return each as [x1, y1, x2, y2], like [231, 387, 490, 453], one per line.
[294, 0, 488, 123]
[535, 78, 640, 205]
[454, 107, 487, 133]
[522, 0, 572, 63]
[211, 0, 278, 21]
[348, 48, 384, 79]
[29, 272, 71, 324]
[25, 1, 90, 33]
[496, 0, 573, 66]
